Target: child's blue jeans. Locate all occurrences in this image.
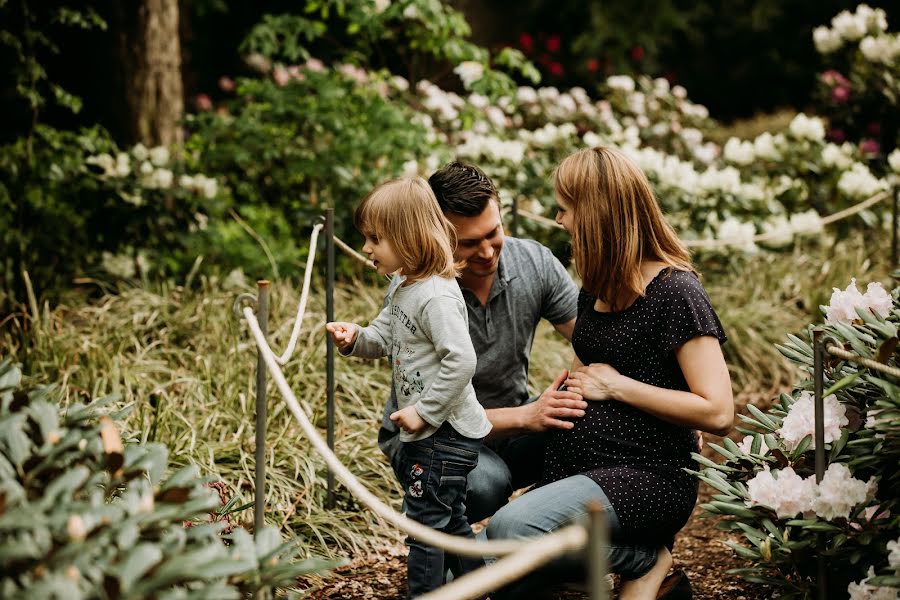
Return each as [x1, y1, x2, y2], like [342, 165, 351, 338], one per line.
[399, 422, 484, 598]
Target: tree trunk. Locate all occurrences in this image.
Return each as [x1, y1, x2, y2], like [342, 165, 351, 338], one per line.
[115, 0, 183, 146]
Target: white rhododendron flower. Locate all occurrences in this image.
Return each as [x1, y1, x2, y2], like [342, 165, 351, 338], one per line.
[723, 138, 756, 165]
[753, 132, 781, 160]
[102, 252, 136, 279]
[149, 145, 170, 167]
[583, 131, 602, 147]
[813, 463, 872, 521]
[822, 143, 855, 169]
[372, 0, 390, 14]
[888, 537, 900, 572]
[779, 391, 847, 450]
[789, 113, 826, 141]
[814, 26, 843, 53]
[848, 567, 897, 600]
[832, 10, 867, 41]
[789, 210, 823, 235]
[454, 61, 484, 87]
[838, 163, 888, 199]
[747, 467, 816, 518]
[888, 149, 900, 173]
[826, 279, 892, 323]
[607, 75, 636, 92]
[859, 34, 900, 64]
[737, 434, 769, 455]
[717, 217, 757, 253]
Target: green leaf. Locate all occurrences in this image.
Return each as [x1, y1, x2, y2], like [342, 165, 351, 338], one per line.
[824, 372, 860, 396]
[118, 543, 164, 591]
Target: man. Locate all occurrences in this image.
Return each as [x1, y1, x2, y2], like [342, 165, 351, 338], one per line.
[378, 162, 587, 522]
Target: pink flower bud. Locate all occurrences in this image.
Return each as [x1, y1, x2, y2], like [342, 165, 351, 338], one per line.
[831, 86, 850, 104]
[860, 138, 880, 156]
[194, 94, 213, 111]
[273, 66, 290, 87]
[218, 76, 236, 92]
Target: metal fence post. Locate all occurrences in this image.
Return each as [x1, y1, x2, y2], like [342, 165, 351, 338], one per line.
[812, 327, 827, 600]
[255, 280, 270, 534]
[325, 209, 336, 509]
[586, 501, 609, 600]
[892, 185, 898, 269]
[510, 195, 519, 238]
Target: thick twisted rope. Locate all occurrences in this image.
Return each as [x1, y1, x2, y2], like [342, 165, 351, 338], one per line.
[271, 224, 323, 365]
[243, 306, 586, 559]
[515, 189, 891, 249]
[418, 525, 588, 600]
[826, 344, 900, 379]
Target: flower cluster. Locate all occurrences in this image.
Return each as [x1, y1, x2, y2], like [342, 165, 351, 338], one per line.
[747, 463, 874, 521]
[813, 4, 888, 54]
[825, 279, 892, 324]
[778, 392, 848, 450]
[86, 143, 220, 203]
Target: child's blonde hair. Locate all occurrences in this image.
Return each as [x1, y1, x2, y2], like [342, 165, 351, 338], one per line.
[354, 177, 459, 282]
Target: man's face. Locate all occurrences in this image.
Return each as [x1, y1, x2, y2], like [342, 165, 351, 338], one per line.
[446, 199, 505, 278]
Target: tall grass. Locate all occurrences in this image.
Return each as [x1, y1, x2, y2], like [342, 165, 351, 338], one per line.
[0, 230, 891, 558]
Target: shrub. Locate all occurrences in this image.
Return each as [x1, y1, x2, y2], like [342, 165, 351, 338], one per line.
[691, 278, 900, 598]
[0, 359, 338, 598]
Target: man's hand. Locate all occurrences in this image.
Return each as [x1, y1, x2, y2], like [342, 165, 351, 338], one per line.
[523, 370, 587, 432]
[325, 322, 359, 350]
[390, 405, 428, 434]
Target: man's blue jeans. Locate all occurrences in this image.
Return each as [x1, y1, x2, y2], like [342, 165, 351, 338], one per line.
[485, 474, 658, 598]
[399, 423, 485, 597]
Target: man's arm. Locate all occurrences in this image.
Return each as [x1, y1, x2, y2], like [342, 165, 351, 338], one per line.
[485, 370, 586, 439]
[552, 318, 576, 341]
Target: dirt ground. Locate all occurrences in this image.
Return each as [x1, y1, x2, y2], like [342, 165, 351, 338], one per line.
[298, 393, 777, 599]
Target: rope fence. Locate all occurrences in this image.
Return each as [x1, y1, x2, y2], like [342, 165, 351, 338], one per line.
[826, 344, 900, 379]
[513, 188, 893, 250]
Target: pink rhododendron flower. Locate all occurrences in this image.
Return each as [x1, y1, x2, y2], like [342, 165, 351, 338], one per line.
[194, 94, 212, 111]
[826, 279, 891, 323]
[778, 391, 847, 450]
[860, 138, 881, 156]
[304, 58, 326, 72]
[272, 66, 290, 87]
[218, 76, 235, 92]
[827, 128, 846, 143]
[831, 86, 851, 103]
[737, 434, 769, 455]
[821, 69, 851, 87]
[747, 467, 816, 518]
[848, 567, 897, 599]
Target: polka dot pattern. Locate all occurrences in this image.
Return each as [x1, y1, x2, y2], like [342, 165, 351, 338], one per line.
[540, 268, 727, 543]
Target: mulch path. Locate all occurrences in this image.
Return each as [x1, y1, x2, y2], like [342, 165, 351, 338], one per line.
[298, 392, 779, 599]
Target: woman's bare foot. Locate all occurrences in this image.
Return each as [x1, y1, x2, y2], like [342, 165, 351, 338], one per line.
[619, 546, 673, 600]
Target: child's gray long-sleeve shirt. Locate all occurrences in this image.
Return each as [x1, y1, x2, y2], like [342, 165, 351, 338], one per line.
[345, 274, 492, 443]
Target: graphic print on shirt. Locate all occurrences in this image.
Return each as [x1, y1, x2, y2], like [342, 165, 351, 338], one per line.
[394, 363, 425, 398]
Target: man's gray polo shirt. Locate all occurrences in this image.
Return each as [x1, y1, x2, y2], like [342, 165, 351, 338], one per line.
[380, 236, 578, 435]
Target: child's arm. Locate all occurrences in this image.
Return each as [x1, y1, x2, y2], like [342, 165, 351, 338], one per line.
[411, 295, 477, 428]
[327, 302, 393, 358]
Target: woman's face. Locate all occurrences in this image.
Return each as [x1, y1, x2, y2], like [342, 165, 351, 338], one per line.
[554, 194, 575, 235]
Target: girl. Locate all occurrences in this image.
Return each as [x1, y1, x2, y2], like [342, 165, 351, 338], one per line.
[326, 177, 492, 598]
[486, 146, 733, 600]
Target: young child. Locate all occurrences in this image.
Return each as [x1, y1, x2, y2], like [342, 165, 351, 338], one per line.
[326, 177, 492, 597]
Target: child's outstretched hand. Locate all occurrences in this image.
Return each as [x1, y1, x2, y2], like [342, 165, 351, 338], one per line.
[390, 405, 428, 434]
[325, 322, 359, 350]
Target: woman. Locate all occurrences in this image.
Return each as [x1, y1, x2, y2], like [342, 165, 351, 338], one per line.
[486, 146, 734, 600]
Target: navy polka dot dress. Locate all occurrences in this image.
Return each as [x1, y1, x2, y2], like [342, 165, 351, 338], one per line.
[540, 268, 727, 544]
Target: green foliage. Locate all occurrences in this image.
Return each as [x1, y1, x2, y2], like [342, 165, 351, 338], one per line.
[184, 67, 438, 259]
[0, 359, 340, 598]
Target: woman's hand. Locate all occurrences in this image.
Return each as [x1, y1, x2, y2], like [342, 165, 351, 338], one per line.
[390, 405, 428, 434]
[565, 363, 624, 401]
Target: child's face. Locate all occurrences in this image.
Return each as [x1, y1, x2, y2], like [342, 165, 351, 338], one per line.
[362, 233, 403, 276]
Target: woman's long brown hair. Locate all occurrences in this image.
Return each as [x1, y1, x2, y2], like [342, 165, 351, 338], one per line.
[554, 146, 694, 311]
